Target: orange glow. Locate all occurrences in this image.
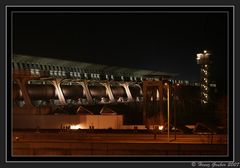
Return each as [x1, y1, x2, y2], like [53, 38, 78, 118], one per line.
[70, 124, 82, 130]
[158, 125, 164, 130]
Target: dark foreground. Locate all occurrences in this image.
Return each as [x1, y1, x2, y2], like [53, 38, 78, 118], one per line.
[12, 130, 227, 156]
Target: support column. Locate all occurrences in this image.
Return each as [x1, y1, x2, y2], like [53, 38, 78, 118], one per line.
[15, 78, 33, 107]
[121, 83, 133, 102]
[13, 78, 39, 114]
[78, 80, 93, 104]
[51, 79, 66, 105]
[102, 82, 115, 103]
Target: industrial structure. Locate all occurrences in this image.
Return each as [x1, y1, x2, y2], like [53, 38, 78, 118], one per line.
[12, 54, 217, 131]
[12, 54, 176, 130]
[11, 54, 227, 156]
[196, 50, 211, 104]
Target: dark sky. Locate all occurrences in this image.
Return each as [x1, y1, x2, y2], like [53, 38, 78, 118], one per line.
[13, 12, 228, 88]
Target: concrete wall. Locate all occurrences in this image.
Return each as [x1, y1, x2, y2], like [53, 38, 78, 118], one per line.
[13, 114, 123, 129]
[85, 115, 123, 129]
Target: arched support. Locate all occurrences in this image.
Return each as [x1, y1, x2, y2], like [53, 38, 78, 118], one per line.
[13, 77, 40, 114]
[14, 78, 33, 108]
[50, 79, 66, 105]
[77, 80, 93, 104]
[120, 83, 133, 102]
[102, 82, 115, 103]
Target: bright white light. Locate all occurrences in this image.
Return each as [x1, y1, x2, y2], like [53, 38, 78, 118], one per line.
[156, 89, 159, 100]
[159, 125, 164, 130]
[197, 54, 202, 60]
[204, 50, 207, 53]
[70, 124, 81, 130]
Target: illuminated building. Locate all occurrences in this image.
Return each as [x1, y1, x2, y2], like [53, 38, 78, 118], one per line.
[196, 50, 211, 104]
[12, 54, 216, 130]
[12, 54, 175, 129]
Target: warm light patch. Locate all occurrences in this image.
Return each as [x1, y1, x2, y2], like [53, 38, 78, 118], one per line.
[196, 54, 202, 60]
[70, 124, 81, 130]
[158, 125, 164, 130]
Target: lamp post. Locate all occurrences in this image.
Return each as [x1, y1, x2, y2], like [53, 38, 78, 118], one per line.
[167, 84, 170, 142]
[173, 84, 177, 140]
[165, 82, 170, 142]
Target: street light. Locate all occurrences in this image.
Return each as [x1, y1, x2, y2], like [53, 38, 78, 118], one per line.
[173, 83, 178, 141]
[164, 82, 170, 142]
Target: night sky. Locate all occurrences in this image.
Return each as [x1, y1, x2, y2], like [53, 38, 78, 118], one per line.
[12, 11, 228, 93]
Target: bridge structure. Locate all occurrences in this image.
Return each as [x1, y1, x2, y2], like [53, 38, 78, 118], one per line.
[12, 54, 177, 127]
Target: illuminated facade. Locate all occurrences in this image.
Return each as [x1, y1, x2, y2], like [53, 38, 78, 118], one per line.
[12, 54, 216, 130]
[12, 54, 175, 129]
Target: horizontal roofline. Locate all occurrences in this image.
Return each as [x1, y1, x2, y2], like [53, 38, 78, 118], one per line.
[13, 54, 178, 77]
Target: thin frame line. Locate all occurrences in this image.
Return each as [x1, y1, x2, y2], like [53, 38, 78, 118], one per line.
[5, 5, 234, 163]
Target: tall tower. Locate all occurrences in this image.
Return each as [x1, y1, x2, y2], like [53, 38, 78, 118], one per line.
[196, 50, 211, 104]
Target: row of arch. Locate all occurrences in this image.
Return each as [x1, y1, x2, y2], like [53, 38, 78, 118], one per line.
[13, 80, 143, 106]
